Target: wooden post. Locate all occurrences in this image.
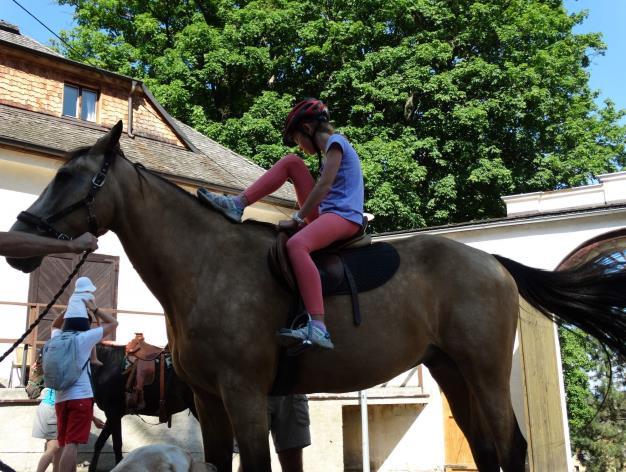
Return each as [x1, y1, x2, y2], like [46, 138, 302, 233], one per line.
[517, 298, 570, 471]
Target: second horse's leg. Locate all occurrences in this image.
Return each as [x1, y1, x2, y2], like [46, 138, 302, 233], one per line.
[109, 415, 124, 465]
[89, 421, 112, 472]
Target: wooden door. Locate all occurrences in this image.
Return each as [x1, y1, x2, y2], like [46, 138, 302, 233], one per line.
[442, 393, 478, 471]
[27, 252, 119, 348]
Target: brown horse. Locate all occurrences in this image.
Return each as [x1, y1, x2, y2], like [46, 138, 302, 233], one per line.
[7, 122, 626, 471]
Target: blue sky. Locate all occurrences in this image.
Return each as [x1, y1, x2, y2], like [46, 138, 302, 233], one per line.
[2, 0, 625, 114]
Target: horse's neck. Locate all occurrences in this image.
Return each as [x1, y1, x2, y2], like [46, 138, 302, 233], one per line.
[111, 162, 236, 314]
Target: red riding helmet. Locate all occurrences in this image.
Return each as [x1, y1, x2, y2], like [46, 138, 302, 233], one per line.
[283, 98, 330, 146]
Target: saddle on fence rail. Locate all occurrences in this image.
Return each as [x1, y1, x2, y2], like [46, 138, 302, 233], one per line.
[267, 217, 401, 327]
[124, 333, 168, 421]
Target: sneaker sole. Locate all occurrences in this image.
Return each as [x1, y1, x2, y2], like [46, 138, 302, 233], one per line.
[275, 332, 303, 347]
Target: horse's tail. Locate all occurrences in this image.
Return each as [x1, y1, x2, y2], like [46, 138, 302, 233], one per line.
[493, 253, 626, 360]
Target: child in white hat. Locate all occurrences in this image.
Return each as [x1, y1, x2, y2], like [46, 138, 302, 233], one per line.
[64, 276, 103, 366]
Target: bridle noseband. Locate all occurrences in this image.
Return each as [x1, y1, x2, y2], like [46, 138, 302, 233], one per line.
[17, 150, 115, 240]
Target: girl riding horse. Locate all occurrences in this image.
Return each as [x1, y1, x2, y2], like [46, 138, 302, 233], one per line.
[198, 98, 364, 349]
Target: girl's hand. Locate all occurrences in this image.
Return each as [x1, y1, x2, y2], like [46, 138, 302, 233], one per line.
[278, 219, 300, 232]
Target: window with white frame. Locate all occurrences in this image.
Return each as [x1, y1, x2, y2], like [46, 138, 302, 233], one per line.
[62, 84, 98, 122]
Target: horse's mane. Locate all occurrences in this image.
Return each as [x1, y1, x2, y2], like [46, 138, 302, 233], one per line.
[117, 150, 279, 234]
[64, 144, 280, 234]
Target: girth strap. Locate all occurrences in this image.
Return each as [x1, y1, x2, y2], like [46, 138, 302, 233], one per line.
[340, 254, 361, 325]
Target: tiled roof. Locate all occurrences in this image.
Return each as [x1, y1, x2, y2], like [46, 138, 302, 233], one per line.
[0, 105, 295, 202]
[0, 23, 295, 201]
[0, 23, 62, 57]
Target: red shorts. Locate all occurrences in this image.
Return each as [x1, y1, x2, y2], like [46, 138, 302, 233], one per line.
[55, 398, 94, 447]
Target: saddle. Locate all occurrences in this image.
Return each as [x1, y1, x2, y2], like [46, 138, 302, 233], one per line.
[124, 333, 168, 422]
[267, 217, 400, 326]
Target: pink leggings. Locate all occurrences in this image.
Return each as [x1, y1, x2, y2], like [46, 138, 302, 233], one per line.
[243, 155, 361, 315]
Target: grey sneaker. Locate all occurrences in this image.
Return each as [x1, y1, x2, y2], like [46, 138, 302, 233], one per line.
[197, 188, 243, 223]
[276, 322, 335, 349]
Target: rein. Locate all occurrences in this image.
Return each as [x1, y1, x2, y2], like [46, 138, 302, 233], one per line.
[17, 149, 115, 239]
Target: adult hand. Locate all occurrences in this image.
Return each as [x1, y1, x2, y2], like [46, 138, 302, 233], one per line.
[69, 233, 98, 253]
[92, 416, 106, 429]
[278, 219, 300, 232]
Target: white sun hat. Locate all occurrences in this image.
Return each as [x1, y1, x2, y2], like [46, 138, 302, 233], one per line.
[74, 276, 97, 293]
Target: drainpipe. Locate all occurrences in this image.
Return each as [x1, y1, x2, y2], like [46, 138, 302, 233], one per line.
[127, 80, 138, 137]
[359, 390, 370, 472]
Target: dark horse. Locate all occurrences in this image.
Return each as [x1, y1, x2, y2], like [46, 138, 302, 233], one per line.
[8, 122, 626, 471]
[27, 343, 197, 471]
[90, 343, 197, 471]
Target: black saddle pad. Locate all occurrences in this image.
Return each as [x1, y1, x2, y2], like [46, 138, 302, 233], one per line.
[316, 242, 400, 296]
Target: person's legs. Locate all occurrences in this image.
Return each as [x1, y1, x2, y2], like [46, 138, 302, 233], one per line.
[89, 345, 102, 367]
[36, 439, 59, 472]
[58, 443, 78, 472]
[57, 399, 93, 472]
[198, 154, 319, 223]
[277, 447, 304, 472]
[268, 395, 310, 472]
[286, 213, 361, 316]
[243, 154, 317, 219]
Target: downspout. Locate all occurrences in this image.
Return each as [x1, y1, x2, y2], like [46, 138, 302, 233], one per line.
[127, 80, 138, 138]
[360, 390, 370, 472]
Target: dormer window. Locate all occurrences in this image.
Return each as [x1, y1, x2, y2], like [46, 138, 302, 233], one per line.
[62, 84, 97, 122]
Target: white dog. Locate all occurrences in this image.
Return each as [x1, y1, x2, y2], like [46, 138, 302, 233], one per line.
[110, 444, 216, 472]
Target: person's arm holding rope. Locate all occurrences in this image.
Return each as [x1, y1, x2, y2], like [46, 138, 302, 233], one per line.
[0, 232, 98, 258]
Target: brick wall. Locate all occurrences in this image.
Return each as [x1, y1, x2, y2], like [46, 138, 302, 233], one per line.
[0, 49, 184, 147]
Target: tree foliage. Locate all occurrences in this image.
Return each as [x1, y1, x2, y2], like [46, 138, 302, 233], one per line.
[55, 0, 626, 232]
[559, 328, 626, 471]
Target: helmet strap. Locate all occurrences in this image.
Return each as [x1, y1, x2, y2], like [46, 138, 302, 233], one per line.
[298, 120, 324, 176]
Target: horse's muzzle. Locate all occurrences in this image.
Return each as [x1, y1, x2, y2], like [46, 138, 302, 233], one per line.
[6, 255, 43, 273]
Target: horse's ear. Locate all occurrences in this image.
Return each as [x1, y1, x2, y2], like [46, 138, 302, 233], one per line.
[93, 120, 123, 154]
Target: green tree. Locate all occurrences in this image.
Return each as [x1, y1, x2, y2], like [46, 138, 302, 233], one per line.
[56, 0, 626, 232]
[560, 328, 626, 471]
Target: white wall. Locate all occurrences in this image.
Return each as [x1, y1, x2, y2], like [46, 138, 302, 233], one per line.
[0, 148, 166, 384]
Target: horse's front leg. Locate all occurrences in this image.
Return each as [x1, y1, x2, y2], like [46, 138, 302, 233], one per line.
[195, 392, 235, 471]
[89, 423, 112, 472]
[109, 415, 123, 464]
[222, 387, 272, 472]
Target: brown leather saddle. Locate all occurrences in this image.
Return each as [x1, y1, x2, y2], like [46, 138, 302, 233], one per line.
[123, 333, 168, 422]
[267, 217, 400, 326]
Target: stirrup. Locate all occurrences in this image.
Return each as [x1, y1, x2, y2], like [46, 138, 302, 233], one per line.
[278, 312, 314, 357]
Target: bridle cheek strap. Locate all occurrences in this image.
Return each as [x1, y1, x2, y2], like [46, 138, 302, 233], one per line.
[16, 150, 114, 240]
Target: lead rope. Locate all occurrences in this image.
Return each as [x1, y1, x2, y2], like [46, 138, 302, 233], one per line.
[0, 250, 92, 363]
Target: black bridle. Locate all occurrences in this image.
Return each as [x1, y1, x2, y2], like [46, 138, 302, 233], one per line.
[17, 150, 115, 240]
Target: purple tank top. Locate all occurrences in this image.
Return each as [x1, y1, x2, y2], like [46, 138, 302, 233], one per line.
[319, 134, 364, 226]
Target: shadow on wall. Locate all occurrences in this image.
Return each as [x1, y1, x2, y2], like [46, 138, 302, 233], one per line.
[342, 403, 426, 471]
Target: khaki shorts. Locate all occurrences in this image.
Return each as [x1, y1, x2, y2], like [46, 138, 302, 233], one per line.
[233, 395, 311, 454]
[268, 394, 311, 453]
[32, 402, 57, 440]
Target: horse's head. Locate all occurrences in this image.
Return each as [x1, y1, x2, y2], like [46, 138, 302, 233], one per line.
[7, 121, 124, 273]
